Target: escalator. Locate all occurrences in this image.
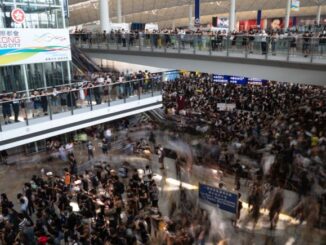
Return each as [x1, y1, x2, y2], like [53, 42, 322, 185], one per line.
[71, 44, 102, 73]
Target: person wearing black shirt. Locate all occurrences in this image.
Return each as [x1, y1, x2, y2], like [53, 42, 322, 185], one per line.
[319, 30, 326, 55]
[303, 31, 312, 57]
[1, 92, 12, 125]
[12, 92, 20, 122]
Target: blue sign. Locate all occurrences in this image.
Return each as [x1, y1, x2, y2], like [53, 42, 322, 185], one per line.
[195, 0, 200, 26]
[213, 74, 267, 86]
[257, 10, 262, 27]
[229, 76, 248, 85]
[199, 183, 238, 214]
[248, 78, 268, 85]
[212, 74, 229, 83]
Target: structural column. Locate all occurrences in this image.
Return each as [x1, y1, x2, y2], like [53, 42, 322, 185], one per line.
[229, 0, 236, 32]
[100, 0, 110, 32]
[317, 5, 322, 25]
[284, 0, 291, 30]
[189, 4, 193, 29]
[117, 0, 122, 23]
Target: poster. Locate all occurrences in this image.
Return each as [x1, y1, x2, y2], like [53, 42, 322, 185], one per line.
[217, 17, 229, 28]
[0, 28, 71, 67]
[291, 0, 300, 12]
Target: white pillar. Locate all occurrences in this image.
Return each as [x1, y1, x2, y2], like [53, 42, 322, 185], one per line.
[229, 0, 236, 32]
[100, 0, 110, 32]
[117, 0, 122, 23]
[189, 4, 193, 29]
[285, 0, 291, 30]
[317, 5, 322, 25]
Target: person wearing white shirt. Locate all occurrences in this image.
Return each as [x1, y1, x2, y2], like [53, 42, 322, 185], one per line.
[17, 193, 28, 213]
[104, 128, 112, 142]
[260, 30, 268, 55]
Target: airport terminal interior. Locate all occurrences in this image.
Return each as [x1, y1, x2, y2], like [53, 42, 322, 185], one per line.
[1, 0, 326, 244]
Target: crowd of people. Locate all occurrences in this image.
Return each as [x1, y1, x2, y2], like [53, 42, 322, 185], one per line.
[163, 73, 325, 228]
[1, 67, 326, 243]
[0, 70, 159, 125]
[0, 116, 226, 245]
[73, 27, 326, 57]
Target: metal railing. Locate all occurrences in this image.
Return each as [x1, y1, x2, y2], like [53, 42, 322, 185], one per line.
[71, 33, 326, 64]
[0, 77, 163, 132]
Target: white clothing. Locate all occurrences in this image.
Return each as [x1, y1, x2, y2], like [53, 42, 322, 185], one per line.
[79, 87, 85, 100]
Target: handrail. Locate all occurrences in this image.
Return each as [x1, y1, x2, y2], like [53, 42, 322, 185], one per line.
[70, 33, 326, 40]
[0, 76, 162, 105]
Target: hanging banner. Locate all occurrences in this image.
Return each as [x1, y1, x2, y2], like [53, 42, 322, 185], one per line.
[194, 0, 200, 26]
[0, 28, 71, 67]
[291, 0, 300, 12]
[257, 10, 262, 28]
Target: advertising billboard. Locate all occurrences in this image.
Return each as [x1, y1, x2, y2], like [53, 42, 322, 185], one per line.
[0, 28, 71, 67]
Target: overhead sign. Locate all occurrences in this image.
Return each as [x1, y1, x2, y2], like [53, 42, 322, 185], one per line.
[11, 8, 25, 24]
[199, 183, 238, 214]
[0, 28, 71, 67]
[213, 74, 268, 85]
[291, 0, 300, 12]
[212, 74, 229, 83]
[229, 76, 248, 85]
[248, 78, 268, 85]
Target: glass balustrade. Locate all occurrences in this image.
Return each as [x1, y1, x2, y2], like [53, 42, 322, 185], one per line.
[0, 78, 163, 132]
[71, 33, 326, 64]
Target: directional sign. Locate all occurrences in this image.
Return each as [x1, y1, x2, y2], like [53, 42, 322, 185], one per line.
[199, 183, 238, 214]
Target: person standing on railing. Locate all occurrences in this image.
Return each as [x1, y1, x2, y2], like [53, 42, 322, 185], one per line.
[215, 31, 223, 51]
[40, 90, 48, 116]
[242, 31, 249, 53]
[129, 31, 135, 46]
[248, 29, 255, 54]
[179, 29, 186, 49]
[121, 29, 127, 47]
[318, 30, 326, 55]
[59, 87, 68, 112]
[288, 32, 297, 56]
[12, 92, 20, 122]
[30, 90, 39, 117]
[51, 87, 60, 113]
[303, 31, 313, 57]
[1, 92, 12, 125]
[271, 31, 279, 56]
[260, 30, 268, 55]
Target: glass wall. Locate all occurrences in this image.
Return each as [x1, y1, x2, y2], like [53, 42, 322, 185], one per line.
[0, 61, 71, 93]
[0, 65, 25, 92]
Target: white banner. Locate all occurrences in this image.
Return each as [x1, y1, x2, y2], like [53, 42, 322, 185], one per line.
[0, 28, 71, 67]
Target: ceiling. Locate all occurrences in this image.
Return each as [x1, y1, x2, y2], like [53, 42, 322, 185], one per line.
[68, 0, 326, 28]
